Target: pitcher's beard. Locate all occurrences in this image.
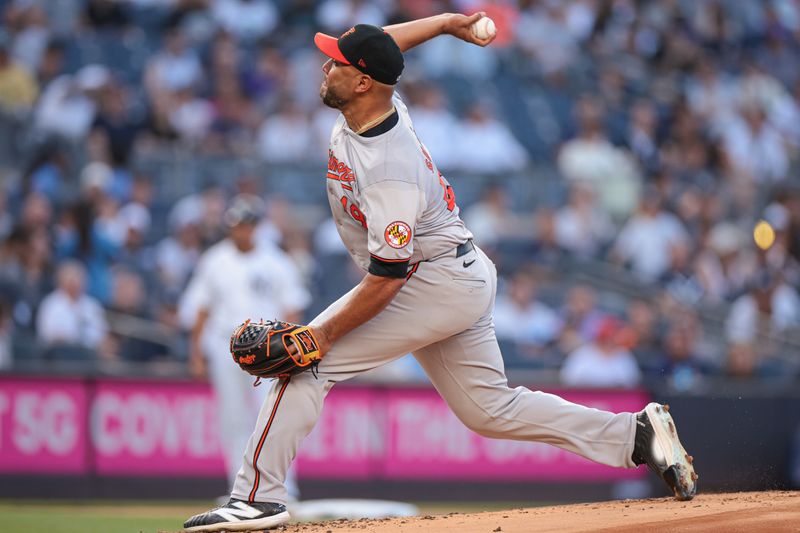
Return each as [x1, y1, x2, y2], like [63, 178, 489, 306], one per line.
[321, 85, 348, 109]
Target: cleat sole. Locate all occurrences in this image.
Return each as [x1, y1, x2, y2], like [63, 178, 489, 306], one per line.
[645, 403, 697, 501]
[183, 511, 291, 532]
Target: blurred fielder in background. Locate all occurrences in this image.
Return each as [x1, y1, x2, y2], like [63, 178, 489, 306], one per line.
[179, 194, 309, 499]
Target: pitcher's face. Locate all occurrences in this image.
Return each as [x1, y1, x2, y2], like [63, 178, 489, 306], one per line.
[320, 58, 356, 109]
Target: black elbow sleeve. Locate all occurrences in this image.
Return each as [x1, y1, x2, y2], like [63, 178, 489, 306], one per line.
[368, 255, 410, 278]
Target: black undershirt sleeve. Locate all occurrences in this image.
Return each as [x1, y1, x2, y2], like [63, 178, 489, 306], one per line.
[368, 255, 410, 278]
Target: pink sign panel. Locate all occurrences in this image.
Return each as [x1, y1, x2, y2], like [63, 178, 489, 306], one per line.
[296, 388, 383, 479]
[381, 388, 648, 481]
[296, 387, 649, 482]
[0, 376, 649, 482]
[0, 377, 88, 474]
[92, 380, 224, 476]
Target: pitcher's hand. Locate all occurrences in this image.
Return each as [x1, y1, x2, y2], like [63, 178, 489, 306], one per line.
[443, 12, 496, 47]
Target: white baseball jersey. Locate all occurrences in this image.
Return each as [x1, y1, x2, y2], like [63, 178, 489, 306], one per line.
[179, 240, 310, 341]
[325, 93, 472, 277]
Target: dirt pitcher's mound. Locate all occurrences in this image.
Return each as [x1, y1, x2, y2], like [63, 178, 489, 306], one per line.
[284, 491, 799, 533]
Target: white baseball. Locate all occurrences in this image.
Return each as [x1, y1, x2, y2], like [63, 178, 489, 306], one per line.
[471, 17, 496, 40]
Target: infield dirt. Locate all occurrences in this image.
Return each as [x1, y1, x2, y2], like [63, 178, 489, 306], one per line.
[248, 490, 799, 533]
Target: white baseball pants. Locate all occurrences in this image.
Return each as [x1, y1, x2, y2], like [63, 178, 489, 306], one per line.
[231, 245, 636, 504]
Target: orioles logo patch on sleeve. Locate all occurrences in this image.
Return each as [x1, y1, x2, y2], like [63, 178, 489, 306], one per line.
[384, 221, 412, 249]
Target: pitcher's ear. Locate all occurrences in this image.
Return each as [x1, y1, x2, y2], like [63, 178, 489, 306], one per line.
[354, 74, 373, 94]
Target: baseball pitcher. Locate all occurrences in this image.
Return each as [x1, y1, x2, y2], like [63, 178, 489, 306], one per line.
[184, 13, 697, 532]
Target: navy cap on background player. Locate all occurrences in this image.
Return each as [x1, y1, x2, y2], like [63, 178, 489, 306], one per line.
[314, 24, 404, 85]
[224, 194, 264, 227]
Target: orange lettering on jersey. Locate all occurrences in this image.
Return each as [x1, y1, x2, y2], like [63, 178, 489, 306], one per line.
[328, 150, 356, 183]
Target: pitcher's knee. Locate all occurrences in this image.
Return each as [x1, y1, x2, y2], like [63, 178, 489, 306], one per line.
[454, 387, 521, 438]
[456, 405, 509, 437]
[457, 411, 505, 438]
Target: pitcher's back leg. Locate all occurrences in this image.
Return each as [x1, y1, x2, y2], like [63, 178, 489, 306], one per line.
[413, 320, 637, 468]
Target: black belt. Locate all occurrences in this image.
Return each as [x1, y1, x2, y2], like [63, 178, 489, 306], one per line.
[455, 239, 474, 258]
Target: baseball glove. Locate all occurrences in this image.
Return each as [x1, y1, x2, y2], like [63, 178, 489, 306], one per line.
[230, 319, 322, 380]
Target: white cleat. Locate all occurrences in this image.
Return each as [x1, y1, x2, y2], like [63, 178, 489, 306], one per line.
[632, 402, 698, 501]
[183, 499, 291, 532]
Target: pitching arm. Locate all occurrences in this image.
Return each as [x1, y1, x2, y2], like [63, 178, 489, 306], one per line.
[383, 12, 495, 53]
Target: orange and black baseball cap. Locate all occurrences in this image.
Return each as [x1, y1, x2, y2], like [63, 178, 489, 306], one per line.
[314, 24, 404, 85]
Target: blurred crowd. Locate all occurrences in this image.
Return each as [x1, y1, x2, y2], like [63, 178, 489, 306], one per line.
[0, 0, 799, 389]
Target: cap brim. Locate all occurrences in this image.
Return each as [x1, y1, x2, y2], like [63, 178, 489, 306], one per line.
[314, 32, 350, 64]
[224, 212, 259, 228]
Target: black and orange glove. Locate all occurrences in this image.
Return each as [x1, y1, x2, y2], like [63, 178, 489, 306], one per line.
[229, 319, 322, 380]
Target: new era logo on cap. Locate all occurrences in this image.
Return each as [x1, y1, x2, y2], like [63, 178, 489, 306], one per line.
[314, 24, 404, 85]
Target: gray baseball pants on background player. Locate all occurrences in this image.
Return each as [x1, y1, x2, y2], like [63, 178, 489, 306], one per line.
[232, 244, 636, 504]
